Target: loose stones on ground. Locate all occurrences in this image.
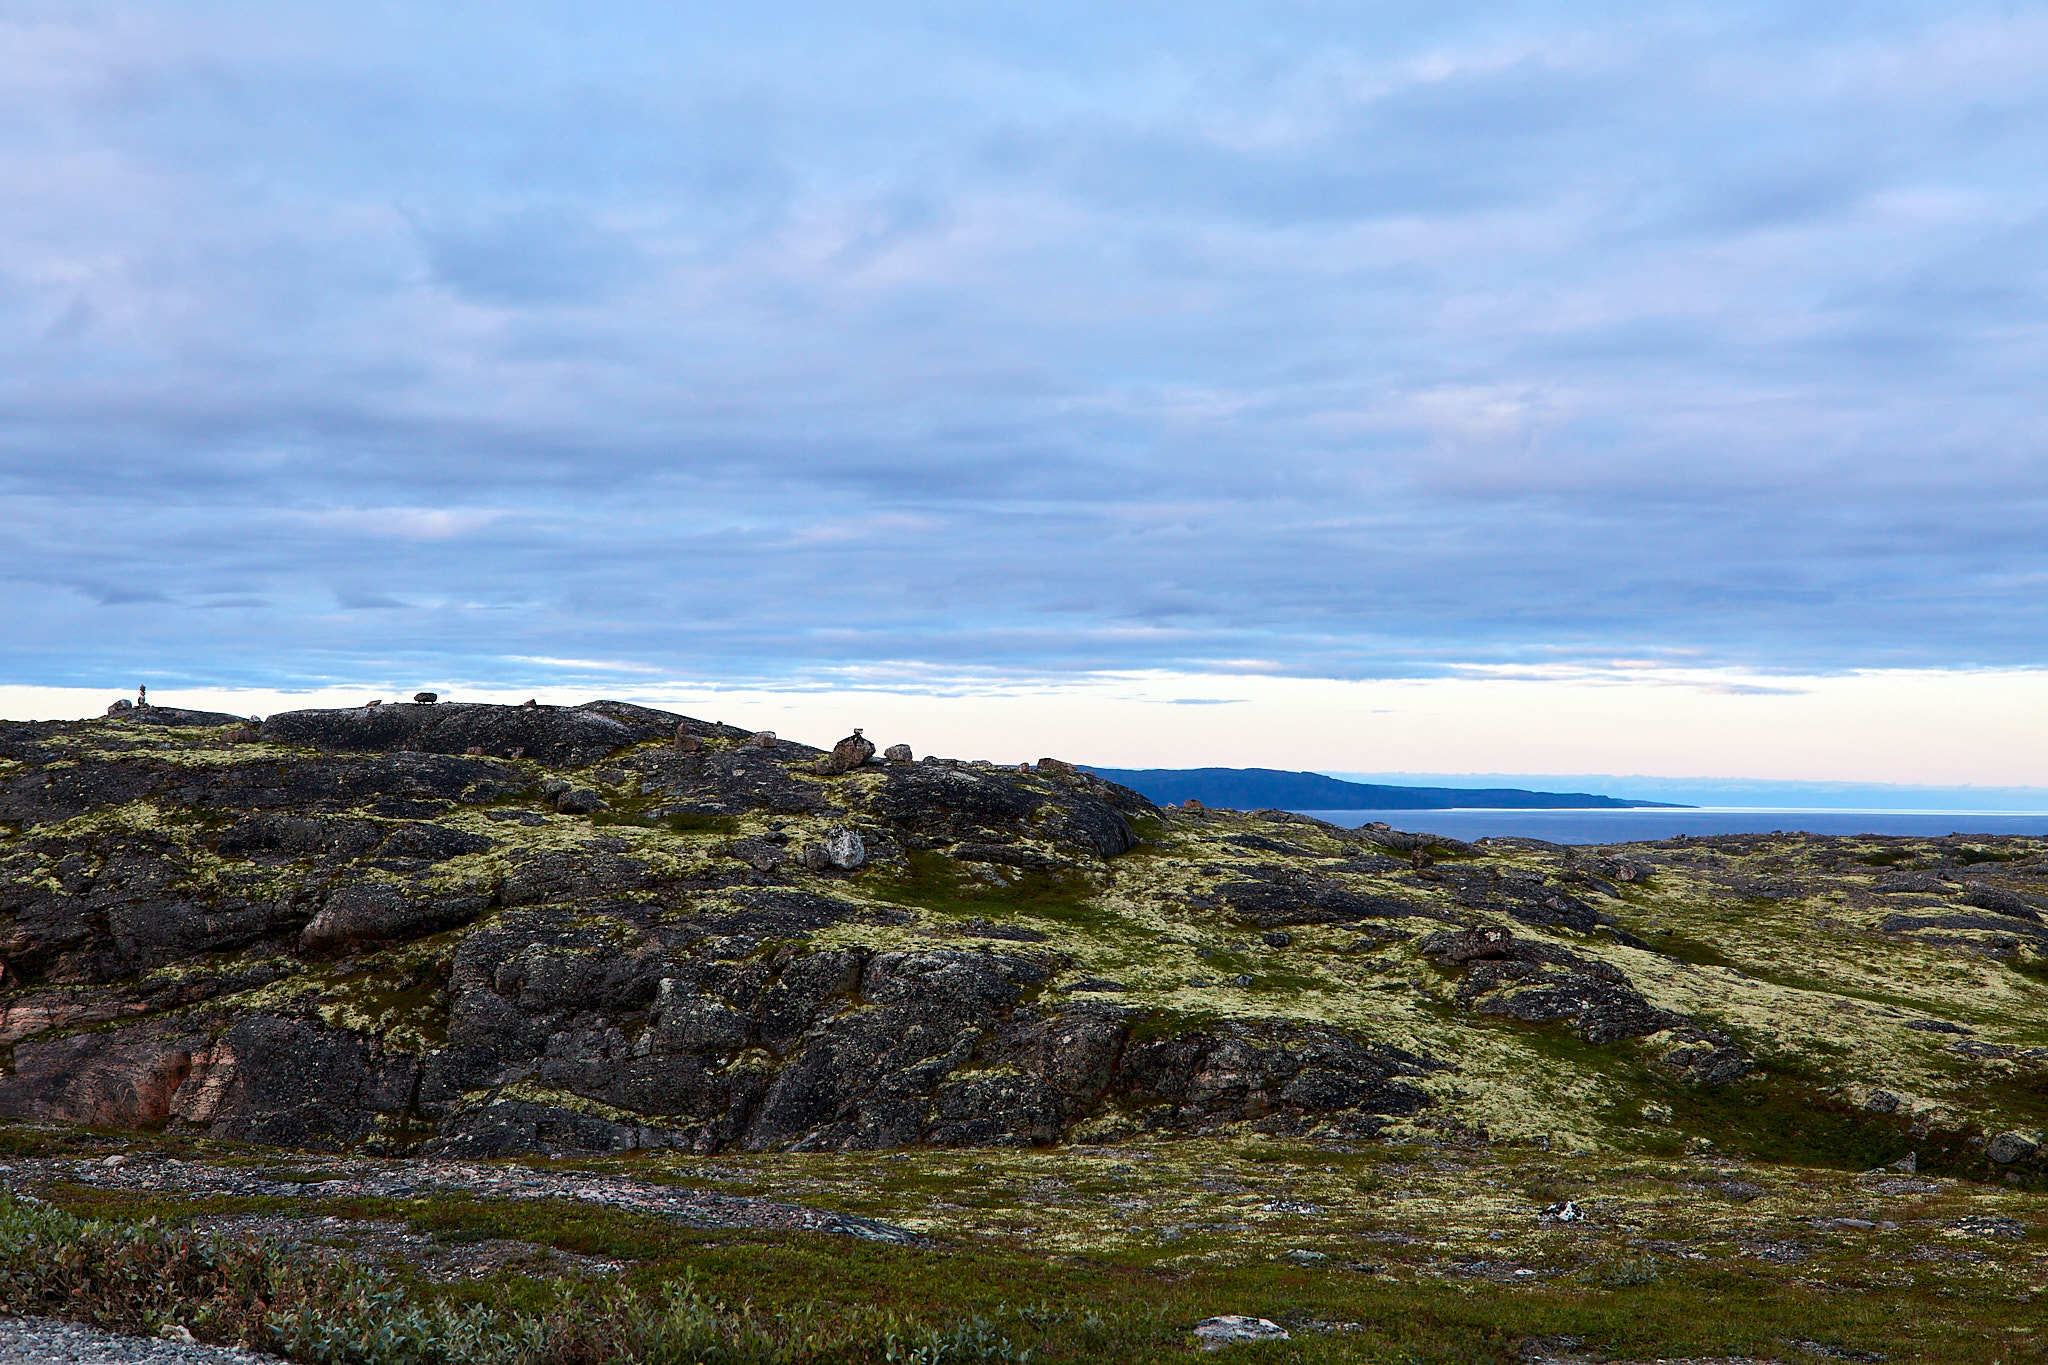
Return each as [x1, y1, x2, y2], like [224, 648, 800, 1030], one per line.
[1192, 1316, 1289, 1350]
[0, 1153, 919, 1245]
[0, 1316, 283, 1365]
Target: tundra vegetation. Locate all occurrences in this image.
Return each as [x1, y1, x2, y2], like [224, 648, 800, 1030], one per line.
[0, 701, 2041, 1363]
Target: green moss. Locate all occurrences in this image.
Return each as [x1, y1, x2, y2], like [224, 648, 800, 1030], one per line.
[1857, 850, 1919, 867]
[1645, 933, 1740, 969]
[661, 811, 740, 835]
[1126, 814, 1167, 844]
[867, 849, 1113, 930]
[1950, 845, 2018, 865]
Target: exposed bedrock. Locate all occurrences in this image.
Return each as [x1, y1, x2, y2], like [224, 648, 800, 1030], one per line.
[4, 699, 2040, 1166]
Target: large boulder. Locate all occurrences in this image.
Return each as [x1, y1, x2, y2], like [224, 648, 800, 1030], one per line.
[259, 701, 689, 766]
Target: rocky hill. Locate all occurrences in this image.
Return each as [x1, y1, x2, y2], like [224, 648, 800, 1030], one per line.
[0, 701, 2042, 1183]
[1085, 766, 1684, 809]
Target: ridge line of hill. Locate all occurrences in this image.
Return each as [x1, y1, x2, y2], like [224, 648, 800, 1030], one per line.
[1082, 765, 1690, 810]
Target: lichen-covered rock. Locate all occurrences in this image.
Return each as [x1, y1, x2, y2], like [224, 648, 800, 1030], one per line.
[1, 703, 2043, 1165]
[259, 701, 685, 767]
[1987, 1131, 2039, 1164]
[1421, 926, 1688, 1045]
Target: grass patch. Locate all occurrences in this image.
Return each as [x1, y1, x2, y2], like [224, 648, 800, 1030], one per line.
[1643, 932, 1739, 969]
[2011, 956, 2048, 986]
[868, 850, 1113, 930]
[1856, 849, 1921, 868]
[12, 1185, 2048, 1365]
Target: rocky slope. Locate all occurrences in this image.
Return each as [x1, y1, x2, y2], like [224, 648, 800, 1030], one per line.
[0, 701, 2042, 1180]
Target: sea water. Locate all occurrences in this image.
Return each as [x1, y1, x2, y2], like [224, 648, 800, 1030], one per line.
[1290, 808, 2048, 846]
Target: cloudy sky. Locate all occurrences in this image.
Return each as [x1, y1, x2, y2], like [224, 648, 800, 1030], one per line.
[5, 3, 2046, 780]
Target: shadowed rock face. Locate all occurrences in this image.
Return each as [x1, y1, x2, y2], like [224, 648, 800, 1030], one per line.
[2, 703, 2045, 1174]
[258, 701, 708, 767]
[9, 700, 1407, 1155]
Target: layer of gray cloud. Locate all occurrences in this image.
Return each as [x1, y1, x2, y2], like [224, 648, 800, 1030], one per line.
[4, 1, 2045, 692]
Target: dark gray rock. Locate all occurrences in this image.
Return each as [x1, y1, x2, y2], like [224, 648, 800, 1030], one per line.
[1986, 1131, 2039, 1164]
[553, 787, 608, 816]
[300, 881, 490, 952]
[1961, 883, 2043, 922]
[1220, 872, 1428, 929]
[104, 706, 253, 728]
[259, 701, 684, 767]
[1421, 926, 1688, 1045]
[1660, 1043, 1753, 1086]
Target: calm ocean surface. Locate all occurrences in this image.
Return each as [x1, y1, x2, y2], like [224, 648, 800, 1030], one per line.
[1290, 808, 2048, 845]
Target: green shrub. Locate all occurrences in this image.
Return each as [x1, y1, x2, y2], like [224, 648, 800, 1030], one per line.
[0, 1194, 1040, 1365]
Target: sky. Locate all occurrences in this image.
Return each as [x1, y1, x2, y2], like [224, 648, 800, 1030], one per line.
[4, 3, 2046, 784]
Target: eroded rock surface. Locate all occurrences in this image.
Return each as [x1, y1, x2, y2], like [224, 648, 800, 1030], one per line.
[1, 704, 2044, 1176]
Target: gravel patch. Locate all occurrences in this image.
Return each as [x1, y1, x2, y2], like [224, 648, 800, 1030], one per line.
[0, 1153, 917, 1244]
[184, 1213, 624, 1283]
[0, 1316, 283, 1365]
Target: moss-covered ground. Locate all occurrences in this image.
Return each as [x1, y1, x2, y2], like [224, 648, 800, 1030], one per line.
[4, 715, 2047, 1358]
[1, 1123, 2042, 1362]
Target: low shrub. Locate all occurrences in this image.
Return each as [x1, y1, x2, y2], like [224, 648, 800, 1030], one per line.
[0, 1195, 1041, 1364]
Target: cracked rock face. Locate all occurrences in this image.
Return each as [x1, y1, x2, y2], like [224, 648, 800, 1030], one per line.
[0, 701, 1427, 1155]
[2, 703, 2044, 1171]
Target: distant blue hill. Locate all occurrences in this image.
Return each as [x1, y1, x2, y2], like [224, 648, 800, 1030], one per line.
[1085, 766, 1689, 811]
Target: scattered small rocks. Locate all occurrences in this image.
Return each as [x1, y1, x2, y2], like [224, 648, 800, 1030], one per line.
[0, 1316, 283, 1364]
[0, 1154, 920, 1246]
[1740, 1238, 1810, 1263]
[1191, 1316, 1288, 1350]
[1661, 1043, 1753, 1086]
[1951, 1215, 2026, 1239]
[187, 1213, 624, 1283]
[1707, 1180, 1765, 1202]
[1786, 1339, 1887, 1361]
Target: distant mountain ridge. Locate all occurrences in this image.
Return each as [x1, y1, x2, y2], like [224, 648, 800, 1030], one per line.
[1085, 766, 1688, 811]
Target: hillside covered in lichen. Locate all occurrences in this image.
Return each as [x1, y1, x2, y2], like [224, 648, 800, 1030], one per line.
[2, 700, 2047, 1362]
[0, 699, 2043, 1181]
